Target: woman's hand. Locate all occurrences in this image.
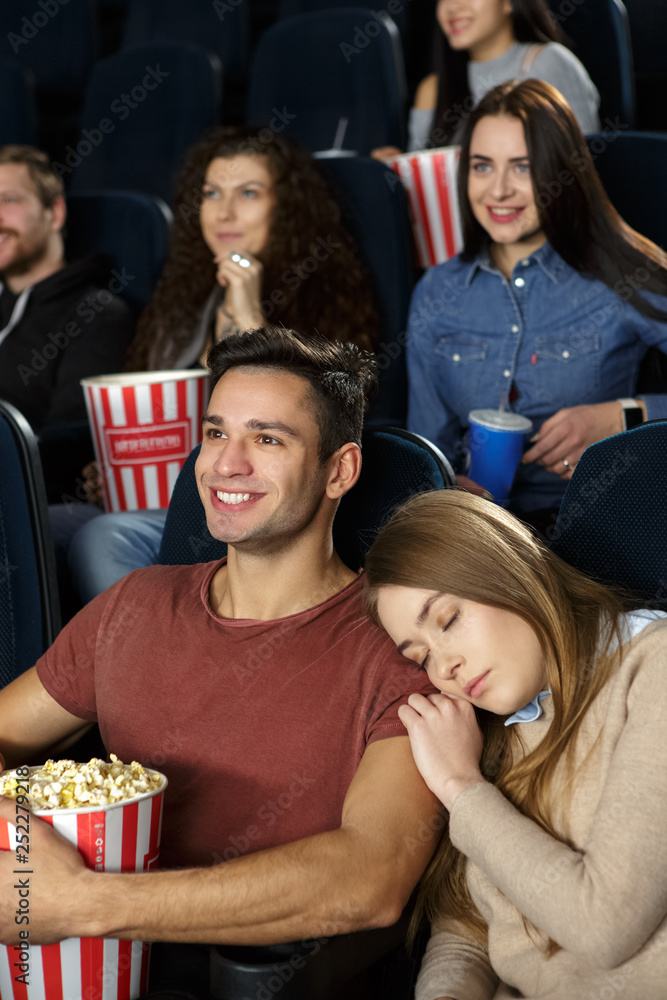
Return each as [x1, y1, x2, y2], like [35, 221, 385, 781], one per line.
[81, 461, 103, 507]
[521, 401, 642, 479]
[398, 693, 485, 812]
[370, 145, 403, 162]
[213, 249, 265, 333]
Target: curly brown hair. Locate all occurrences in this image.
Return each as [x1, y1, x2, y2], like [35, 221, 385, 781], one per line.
[126, 126, 379, 370]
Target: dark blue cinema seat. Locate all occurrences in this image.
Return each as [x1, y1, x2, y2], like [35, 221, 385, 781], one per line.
[550, 421, 667, 609]
[122, 0, 250, 104]
[67, 41, 221, 204]
[277, 0, 409, 36]
[247, 9, 407, 155]
[0, 60, 37, 146]
[315, 155, 415, 427]
[158, 428, 455, 569]
[546, 0, 635, 127]
[586, 131, 667, 252]
[0, 0, 97, 100]
[65, 190, 173, 313]
[0, 400, 61, 688]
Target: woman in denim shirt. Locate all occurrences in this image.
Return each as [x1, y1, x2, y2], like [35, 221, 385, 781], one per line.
[407, 79, 667, 519]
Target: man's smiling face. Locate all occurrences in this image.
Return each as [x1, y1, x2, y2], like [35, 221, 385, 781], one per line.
[196, 367, 332, 554]
[0, 163, 61, 280]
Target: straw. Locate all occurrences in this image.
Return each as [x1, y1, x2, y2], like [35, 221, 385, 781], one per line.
[498, 391, 508, 413]
[332, 116, 349, 151]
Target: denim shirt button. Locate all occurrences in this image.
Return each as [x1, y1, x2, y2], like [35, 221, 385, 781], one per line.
[511, 324, 519, 333]
[452, 353, 461, 362]
[514, 277, 526, 288]
[503, 369, 511, 378]
[521, 258, 530, 266]
[562, 350, 570, 358]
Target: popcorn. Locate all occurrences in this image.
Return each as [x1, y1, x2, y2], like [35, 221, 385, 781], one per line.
[0, 754, 163, 810]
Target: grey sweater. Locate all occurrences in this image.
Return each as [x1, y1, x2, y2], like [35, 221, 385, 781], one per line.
[408, 42, 600, 151]
[416, 615, 667, 1000]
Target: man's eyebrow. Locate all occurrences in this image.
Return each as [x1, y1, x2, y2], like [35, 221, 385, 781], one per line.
[200, 414, 300, 438]
[245, 419, 300, 438]
[395, 594, 440, 656]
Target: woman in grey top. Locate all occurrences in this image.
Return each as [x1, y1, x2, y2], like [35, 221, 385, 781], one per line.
[373, 0, 599, 159]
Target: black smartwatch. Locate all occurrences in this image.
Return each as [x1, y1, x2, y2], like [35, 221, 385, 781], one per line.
[618, 398, 644, 431]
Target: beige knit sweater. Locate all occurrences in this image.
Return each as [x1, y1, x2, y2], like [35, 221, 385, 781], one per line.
[415, 616, 667, 1000]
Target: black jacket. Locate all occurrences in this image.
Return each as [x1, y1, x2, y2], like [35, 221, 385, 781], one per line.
[0, 255, 136, 431]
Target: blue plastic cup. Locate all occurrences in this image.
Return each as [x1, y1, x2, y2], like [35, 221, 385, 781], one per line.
[467, 409, 533, 506]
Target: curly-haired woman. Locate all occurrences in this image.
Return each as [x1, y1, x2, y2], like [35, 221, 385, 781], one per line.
[126, 125, 378, 370]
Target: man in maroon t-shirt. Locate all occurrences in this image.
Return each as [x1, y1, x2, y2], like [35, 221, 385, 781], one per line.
[0, 328, 440, 961]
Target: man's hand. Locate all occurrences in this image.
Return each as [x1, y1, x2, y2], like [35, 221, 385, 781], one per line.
[521, 401, 635, 479]
[81, 461, 104, 507]
[0, 797, 92, 945]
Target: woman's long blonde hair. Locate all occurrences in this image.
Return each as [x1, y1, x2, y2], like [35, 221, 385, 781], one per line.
[364, 490, 628, 947]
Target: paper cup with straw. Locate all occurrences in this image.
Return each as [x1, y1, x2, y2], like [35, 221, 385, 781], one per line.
[386, 146, 463, 268]
[0, 762, 167, 1000]
[81, 370, 209, 513]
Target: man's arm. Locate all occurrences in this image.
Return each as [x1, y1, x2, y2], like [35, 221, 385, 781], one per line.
[0, 667, 94, 770]
[0, 735, 441, 945]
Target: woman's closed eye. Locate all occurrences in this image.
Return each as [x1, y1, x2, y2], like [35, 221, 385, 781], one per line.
[418, 610, 460, 671]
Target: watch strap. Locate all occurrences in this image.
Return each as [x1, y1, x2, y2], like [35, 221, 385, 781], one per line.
[618, 398, 644, 431]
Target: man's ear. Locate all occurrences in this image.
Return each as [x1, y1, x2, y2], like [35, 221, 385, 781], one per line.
[325, 442, 362, 500]
[50, 196, 66, 233]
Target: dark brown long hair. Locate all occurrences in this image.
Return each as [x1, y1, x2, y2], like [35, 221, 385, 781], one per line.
[365, 490, 628, 947]
[457, 78, 667, 320]
[427, 0, 562, 148]
[127, 126, 379, 370]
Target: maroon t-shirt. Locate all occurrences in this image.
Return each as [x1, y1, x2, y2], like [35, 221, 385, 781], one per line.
[37, 561, 434, 869]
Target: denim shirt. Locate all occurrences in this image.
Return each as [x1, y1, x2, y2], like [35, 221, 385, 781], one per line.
[407, 242, 667, 511]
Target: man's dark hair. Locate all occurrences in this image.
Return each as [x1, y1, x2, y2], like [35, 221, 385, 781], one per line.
[207, 326, 378, 463]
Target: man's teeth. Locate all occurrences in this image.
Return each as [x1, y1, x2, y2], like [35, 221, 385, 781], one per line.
[216, 491, 251, 504]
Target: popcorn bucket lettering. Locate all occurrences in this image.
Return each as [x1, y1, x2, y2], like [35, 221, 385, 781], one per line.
[386, 147, 463, 268]
[0, 768, 166, 1000]
[81, 370, 209, 512]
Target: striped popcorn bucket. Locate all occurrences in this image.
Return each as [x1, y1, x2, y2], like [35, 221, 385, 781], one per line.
[81, 370, 209, 512]
[0, 769, 166, 999]
[387, 147, 463, 268]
